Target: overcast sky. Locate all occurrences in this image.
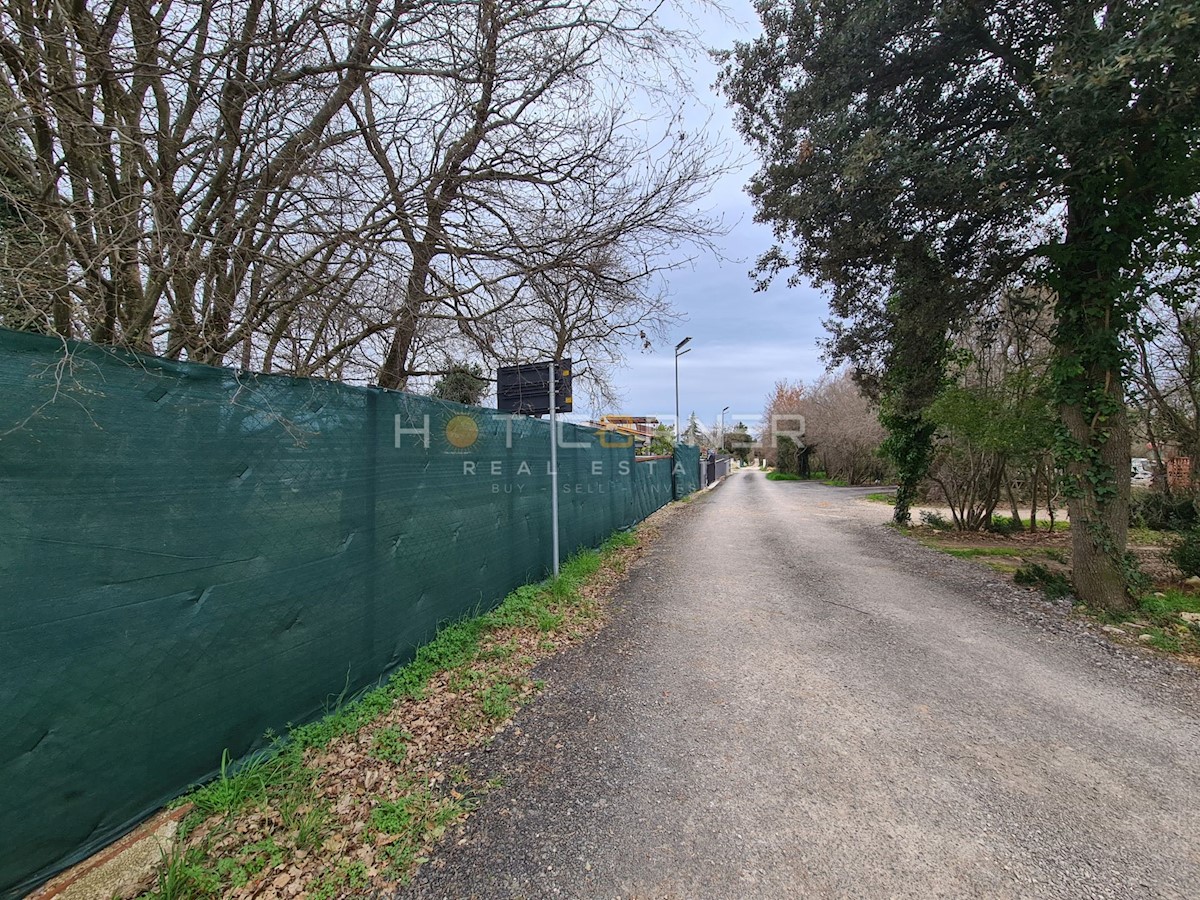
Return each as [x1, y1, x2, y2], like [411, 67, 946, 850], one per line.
[586, 0, 832, 436]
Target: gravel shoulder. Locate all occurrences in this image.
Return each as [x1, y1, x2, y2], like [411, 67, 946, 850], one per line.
[399, 472, 1200, 900]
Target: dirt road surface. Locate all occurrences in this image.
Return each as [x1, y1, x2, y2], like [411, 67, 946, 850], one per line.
[400, 472, 1200, 900]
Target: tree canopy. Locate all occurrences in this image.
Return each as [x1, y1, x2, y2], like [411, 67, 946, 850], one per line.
[431, 363, 488, 406]
[0, 0, 724, 401]
[721, 0, 1200, 611]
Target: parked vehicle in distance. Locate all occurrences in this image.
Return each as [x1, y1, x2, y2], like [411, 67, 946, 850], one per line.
[1131, 457, 1155, 487]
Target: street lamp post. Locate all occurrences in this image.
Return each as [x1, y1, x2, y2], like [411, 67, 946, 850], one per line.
[720, 405, 729, 452]
[674, 337, 692, 446]
[672, 337, 692, 500]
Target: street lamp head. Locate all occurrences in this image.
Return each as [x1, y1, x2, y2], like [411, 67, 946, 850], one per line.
[722, 406, 730, 414]
[675, 336, 692, 351]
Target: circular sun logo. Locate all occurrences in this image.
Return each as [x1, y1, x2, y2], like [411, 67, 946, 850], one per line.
[445, 414, 479, 449]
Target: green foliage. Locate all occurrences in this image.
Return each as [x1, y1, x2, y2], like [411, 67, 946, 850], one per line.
[370, 727, 411, 765]
[1140, 588, 1200, 623]
[1168, 529, 1200, 577]
[873, 254, 956, 525]
[479, 682, 517, 720]
[986, 515, 1022, 536]
[146, 837, 288, 899]
[880, 409, 937, 526]
[147, 845, 217, 900]
[309, 861, 369, 900]
[1128, 525, 1172, 547]
[189, 750, 279, 819]
[1129, 491, 1197, 532]
[1013, 564, 1074, 601]
[765, 471, 801, 481]
[776, 435, 800, 476]
[928, 383, 1046, 460]
[865, 492, 897, 505]
[1144, 628, 1182, 653]
[212, 839, 285, 890]
[919, 510, 951, 531]
[431, 363, 487, 406]
[368, 788, 467, 873]
[722, 423, 753, 463]
[648, 424, 676, 456]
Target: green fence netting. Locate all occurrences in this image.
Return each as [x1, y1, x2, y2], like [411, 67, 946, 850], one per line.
[0, 329, 680, 897]
[672, 443, 701, 498]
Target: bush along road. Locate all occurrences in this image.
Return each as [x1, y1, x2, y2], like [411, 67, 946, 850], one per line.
[401, 471, 1200, 900]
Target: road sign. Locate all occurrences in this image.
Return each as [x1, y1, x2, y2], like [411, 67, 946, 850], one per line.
[497, 359, 572, 416]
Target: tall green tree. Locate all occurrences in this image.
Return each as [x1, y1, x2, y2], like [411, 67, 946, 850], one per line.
[721, 0, 1200, 612]
[430, 363, 488, 406]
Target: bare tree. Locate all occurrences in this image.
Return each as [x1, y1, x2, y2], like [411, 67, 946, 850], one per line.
[0, 0, 725, 389]
[355, 0, 725, 389]
[1132, 300, 1200, 492]
[0, 0, 434, 356]
[457, 246, 679, 410]
[803, 372, 888, 484]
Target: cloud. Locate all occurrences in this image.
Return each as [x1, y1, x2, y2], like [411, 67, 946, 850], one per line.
[591, 0, 835, 425]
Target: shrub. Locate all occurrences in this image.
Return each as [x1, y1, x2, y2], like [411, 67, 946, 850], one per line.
[1129, 491, 1197, 532]
[1013, 563, 1073, 601]
[920, 510, 952, 530]
[1168, 528, 1200, 577]
[777, 435, 800, 476]
[986, 514, 1021, 535]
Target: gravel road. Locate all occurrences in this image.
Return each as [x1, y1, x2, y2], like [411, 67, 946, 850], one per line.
[400, 471, 1200, 900]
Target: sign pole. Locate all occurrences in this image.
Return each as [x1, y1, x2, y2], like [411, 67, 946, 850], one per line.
[549, 360, 560, 578]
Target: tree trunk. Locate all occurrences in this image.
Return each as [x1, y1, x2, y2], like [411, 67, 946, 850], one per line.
[1052, 186, 1135, 613]
[1005, 478, 1023, 531]
[1061, 393, 1131, 611]
[1028, 461, 1040, 533]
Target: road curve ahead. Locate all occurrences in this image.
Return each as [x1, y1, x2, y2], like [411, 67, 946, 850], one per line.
[402, 471, 1200, 900]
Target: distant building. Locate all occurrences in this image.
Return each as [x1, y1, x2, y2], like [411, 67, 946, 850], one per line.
[590, 415, 661, 450]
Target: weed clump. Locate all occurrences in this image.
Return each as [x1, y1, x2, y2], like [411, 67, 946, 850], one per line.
[920, 510, 952, 530]
[1013, 563, 1073, 601]
[1167, 528, 1200, 577]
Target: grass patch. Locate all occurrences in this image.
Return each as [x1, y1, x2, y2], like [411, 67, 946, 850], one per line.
[765, 471, 801, 481]
[822, 478, 849, 487]
[865, 492, 897, 505]
[1144, 627, 1182, 653]
[309, 860, 369, 900]
[939, 546, 1028, 559]
[479, 681, 518, 720]
[370, 726, 411, 764]
[1140, 588, 1200, 621]
[1129, 526, 1173, 547]
[368, 785, 469, 874]
[1078, 589, 1200, 658]
[143, 525, 646, 899]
